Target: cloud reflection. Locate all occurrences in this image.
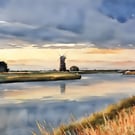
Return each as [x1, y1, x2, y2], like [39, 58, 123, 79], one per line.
[0, 93, 133, 135]
[0, 74, 135, 135]
[0, 74, 135, 103]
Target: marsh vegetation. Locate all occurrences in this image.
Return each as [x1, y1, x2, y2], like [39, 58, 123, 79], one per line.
[33, 96, 135, 135]
[0, 72, 81, 83]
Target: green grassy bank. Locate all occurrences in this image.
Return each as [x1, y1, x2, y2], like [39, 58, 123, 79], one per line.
[33, 96, 135, 135]
[0, 71, 81, 83]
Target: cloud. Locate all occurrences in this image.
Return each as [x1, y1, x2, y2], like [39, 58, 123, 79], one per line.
[42, 43, 91, 49]
[85, 48, 122, 54]
[111, 60, 135, 66]
[0, 0, 135, 48]
[99, 0, 135, 23]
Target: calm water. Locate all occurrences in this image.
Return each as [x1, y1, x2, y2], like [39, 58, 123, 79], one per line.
[0, 73, 135, 135]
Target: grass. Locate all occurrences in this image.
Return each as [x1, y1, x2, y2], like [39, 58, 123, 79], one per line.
[79, 70, 120, 74]
[33, 96, 135, 135]
[0, 71, 81, 83]
[123, 71, 135, 75]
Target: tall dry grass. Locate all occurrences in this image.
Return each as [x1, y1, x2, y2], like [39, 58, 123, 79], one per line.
[33, 96, 135, 135]
[33, 106, 135, 135]
[75, 106, 135, 135]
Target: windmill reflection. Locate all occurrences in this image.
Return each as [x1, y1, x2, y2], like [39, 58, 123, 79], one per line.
[60, 82, 66, 94]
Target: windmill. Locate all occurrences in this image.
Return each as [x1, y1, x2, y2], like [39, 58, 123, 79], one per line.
[58, 49, 68, 71]
[59, 55, 66, 71]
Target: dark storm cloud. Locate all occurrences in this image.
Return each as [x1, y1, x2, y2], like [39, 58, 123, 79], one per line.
[0, 0, 9, 8]
[100, 0, 135, 23]
[0, 0, 135, 48]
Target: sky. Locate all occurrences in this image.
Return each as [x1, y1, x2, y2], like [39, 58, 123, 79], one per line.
[0, 0, 135, 70]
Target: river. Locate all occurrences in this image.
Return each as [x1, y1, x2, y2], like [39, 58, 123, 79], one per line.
[0, 73, 135, 135]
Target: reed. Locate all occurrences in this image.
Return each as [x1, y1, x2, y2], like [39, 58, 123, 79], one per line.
[33, 96, 135, 135]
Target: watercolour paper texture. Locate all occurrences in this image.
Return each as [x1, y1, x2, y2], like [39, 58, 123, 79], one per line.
[0, 0, 135, 135]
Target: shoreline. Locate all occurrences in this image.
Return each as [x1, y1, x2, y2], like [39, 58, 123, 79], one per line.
[123, 71, 135, 75]
[34, 96, 135, 135]
[0, 72, 81, 83]
[0, 69, 135, 83]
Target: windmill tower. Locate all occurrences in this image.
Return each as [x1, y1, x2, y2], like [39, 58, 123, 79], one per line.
[59, 55, 66, 71]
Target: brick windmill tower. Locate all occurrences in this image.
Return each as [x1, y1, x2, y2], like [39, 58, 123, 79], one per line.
[59, 55, 66, 71]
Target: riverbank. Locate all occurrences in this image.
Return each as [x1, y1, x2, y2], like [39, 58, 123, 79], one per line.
[72, 69, 135, 74]
[0, 72, 81, 83]
[34, 96, 135, 135]
[79, 69, 120, 74]
[123, 71, 135, 75]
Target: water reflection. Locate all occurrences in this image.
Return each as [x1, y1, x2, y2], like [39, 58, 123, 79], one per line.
[60, 83, 66, 94]
[0, 82, 67, 103]
[0, 74, 135, 103]
[0, 93, 132, 135]
[0, 74, 135, 135]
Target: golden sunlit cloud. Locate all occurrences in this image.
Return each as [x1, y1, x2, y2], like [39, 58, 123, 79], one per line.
[0, 45, 135, 70]
[111, 61, 135, 66]
[85, 48, 123, 54]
